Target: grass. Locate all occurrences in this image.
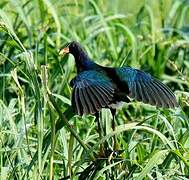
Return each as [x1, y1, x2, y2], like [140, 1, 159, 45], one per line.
[0, 0, 189, 179]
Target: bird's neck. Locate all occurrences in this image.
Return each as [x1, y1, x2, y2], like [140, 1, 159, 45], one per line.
[72, 52, 96, 72]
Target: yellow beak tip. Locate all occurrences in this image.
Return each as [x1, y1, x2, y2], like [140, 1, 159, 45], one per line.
[59, 47, 69, 56]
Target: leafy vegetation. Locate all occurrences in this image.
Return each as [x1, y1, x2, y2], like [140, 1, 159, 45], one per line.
[0, 0, 189, 179]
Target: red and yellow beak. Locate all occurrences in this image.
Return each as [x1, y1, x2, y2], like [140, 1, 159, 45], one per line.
[59, 47, 69, 56]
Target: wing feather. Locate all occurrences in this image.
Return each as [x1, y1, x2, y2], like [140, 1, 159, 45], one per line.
[135, 82, 143, 101]
[74, 87, 83, 116]
[81, 88, 96, 114]
[139, 82, 150, 103]
[71, 71, 115, 115]
[153, 80, 177, 107]
[117, 67, 177, 108]
[137, 81, 148, 103]
[89, 86, 107, 107]
[94, 86, 113, 105]
[78, 87, 89, 114]
[150, 81, 170, 108]
[85, 87, 101, 112]
[142, 81, 157, 106]
[148, 82, 164, 107]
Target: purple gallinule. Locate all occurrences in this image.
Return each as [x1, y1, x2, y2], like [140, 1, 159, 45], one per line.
[59, 41, 177, 149]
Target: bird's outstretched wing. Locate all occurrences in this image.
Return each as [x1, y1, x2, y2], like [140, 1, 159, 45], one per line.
[71, 70, 115, 115]
[116, 67, 177, 108]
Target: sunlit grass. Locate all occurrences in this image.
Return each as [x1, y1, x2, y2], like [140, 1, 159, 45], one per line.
[0, 0, 189, 179]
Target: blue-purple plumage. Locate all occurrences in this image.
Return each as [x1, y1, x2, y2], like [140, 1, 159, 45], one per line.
[62, 41, 177, 115]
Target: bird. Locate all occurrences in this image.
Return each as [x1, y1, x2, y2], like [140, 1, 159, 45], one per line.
[59, 41, 177, 149]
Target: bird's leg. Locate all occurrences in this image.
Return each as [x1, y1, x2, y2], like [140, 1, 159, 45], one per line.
[95, 112, 104, 156]
[110, 109, 118, 151]
[111, 109, 116, 132]
[95, 112, 102, 138]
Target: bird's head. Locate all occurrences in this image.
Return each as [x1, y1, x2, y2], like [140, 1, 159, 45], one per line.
[59, 41, 94, 72]
[59, 41, 86, 57]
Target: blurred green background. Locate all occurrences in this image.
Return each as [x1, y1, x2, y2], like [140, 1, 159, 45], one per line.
[0, 0, 189, 179]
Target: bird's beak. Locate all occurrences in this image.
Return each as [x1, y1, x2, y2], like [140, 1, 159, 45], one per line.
[59, 47, 69, 56]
